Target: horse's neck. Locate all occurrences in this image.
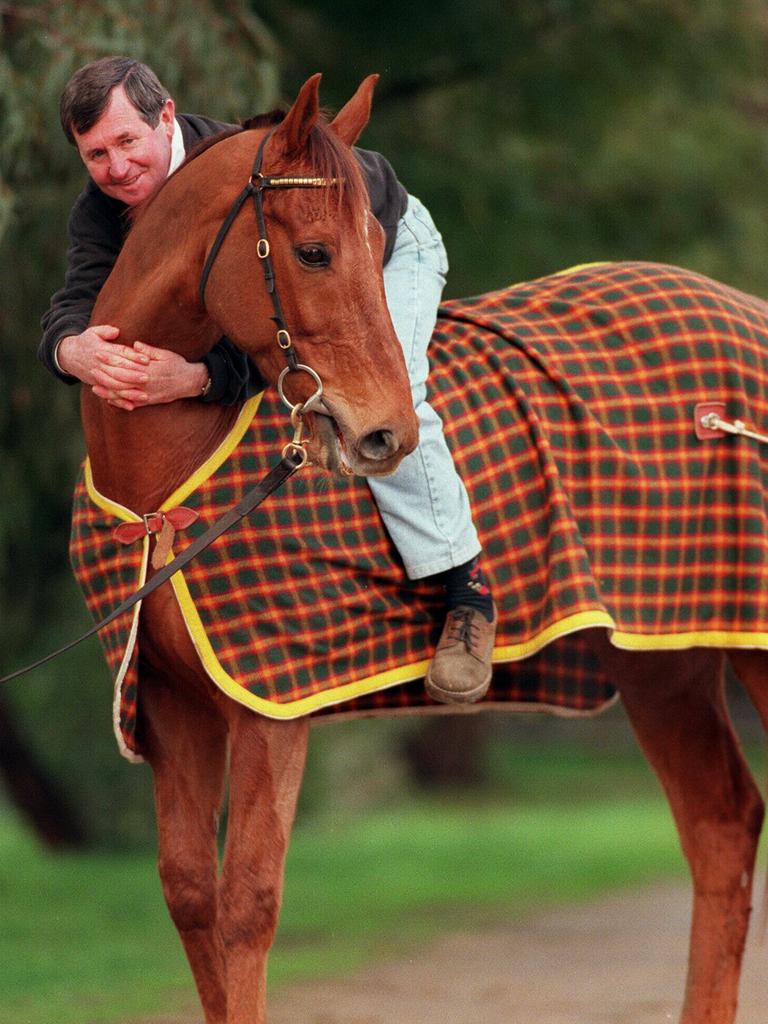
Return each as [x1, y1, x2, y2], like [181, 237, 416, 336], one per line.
[82, 218, 243, 510]
[82, 393, 241, 513]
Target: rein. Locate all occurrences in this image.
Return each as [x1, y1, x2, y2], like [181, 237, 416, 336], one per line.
[0, 129, 340, 687]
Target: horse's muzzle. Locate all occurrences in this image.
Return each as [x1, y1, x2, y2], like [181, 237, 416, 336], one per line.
[309, 403, 417, 477]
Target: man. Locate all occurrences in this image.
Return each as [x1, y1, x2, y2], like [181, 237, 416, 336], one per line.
[41, 57, 497, 702]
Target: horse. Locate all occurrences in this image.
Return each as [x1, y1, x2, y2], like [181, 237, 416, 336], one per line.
[73, 73, 768, 1024]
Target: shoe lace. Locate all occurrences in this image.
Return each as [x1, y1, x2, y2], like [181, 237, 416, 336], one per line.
[446, 608, 479, 651]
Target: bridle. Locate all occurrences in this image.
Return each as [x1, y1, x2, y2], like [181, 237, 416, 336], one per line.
[199, 127, 342, 465]
[0, 129, 344, 686]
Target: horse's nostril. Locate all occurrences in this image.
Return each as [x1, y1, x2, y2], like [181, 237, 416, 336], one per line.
[358, 428, 397, 461]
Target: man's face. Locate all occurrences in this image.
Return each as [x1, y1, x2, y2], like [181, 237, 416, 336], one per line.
[73, 85, 175, 206]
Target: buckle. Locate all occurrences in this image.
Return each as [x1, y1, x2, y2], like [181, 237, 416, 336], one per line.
[143, 512, 164, 535]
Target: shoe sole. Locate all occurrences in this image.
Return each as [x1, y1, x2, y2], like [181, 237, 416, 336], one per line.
[424, 667, 492, 705]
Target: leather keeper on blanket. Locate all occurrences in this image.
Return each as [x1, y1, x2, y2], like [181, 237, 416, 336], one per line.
[113, 507, 200, 571]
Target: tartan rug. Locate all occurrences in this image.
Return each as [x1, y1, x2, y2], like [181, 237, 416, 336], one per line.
[70, 261, 768, 760]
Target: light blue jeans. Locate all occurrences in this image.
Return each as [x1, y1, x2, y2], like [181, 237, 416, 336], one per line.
[370, 195, 481, 580]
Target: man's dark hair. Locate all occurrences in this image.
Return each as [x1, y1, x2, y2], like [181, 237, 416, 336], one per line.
[60, 56, 170, 145]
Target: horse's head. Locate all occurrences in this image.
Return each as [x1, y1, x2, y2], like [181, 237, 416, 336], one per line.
[195, 75, 419, 476]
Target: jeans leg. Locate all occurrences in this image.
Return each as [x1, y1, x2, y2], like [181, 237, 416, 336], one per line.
[368, 195, 480, 580]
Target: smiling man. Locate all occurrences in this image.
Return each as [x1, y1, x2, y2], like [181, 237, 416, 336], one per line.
[40, 57, 245, 409]
[73, 83, 176, 204]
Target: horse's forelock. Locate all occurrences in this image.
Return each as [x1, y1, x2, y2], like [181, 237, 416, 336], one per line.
[302, 120, 368, 218]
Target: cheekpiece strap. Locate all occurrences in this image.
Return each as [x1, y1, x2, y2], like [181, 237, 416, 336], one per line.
[197, 128, 340, 376]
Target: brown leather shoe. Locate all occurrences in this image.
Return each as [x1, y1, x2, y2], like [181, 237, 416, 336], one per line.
[425, 604, 497, 704]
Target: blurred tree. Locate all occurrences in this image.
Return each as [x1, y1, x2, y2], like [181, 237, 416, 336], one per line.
[255, 0, 768, 296]
[0, 0, 279, 847]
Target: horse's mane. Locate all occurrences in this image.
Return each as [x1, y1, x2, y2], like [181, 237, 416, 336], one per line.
[130, 108, 366, 225]
[181, 109, 285, 165]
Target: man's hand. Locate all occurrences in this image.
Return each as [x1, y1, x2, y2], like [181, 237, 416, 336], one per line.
[57, 325, 150, 410]
[56, 328, 209, 411]
[125, 341, 209, 408]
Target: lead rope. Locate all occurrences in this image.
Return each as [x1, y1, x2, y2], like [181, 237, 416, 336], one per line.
[0, 129, 341, 685]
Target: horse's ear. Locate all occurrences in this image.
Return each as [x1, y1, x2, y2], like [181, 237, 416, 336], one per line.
[271, 73, 322, 156]
[329, 74, 379, 147]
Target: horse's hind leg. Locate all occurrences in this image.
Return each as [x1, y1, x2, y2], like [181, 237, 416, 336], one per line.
[141, 672, 229, 1024]
[592, 635, 764, 1024]
[218, 708, 309, 1024]
[729, 648, 768, 732]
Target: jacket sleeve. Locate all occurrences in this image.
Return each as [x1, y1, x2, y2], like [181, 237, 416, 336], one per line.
[201, 338, 265, 405]
[38, 193, 122, 383]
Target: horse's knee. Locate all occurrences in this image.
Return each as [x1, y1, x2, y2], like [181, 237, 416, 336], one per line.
[218, 870, 279, 951]
[158, 855, 217, 932]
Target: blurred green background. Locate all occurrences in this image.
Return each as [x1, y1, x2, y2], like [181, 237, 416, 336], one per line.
[1, 1, 768, 1019]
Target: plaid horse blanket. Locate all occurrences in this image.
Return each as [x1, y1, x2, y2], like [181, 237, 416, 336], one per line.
[71, 261, 768, 760]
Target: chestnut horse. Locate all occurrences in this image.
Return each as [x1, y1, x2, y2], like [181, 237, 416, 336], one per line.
[80, 75, 768, 1024]
[83, 74, 416, 1024]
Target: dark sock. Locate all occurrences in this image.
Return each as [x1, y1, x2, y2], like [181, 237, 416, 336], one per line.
[434, 556, 495, 622]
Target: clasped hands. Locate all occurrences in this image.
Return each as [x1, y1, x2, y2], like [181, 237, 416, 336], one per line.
[57, 325, 208, 411]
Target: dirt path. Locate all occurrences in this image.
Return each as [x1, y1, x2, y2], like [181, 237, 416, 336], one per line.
[136, 882, 768, 1023]
[268, 882, 768, 1024]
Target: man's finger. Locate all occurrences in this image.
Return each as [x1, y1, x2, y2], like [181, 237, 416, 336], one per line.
[92, 385, 136, 411]
[92, 383, 148, 403]
[92, 362, 149, 384]
[95, 345, 150, 366]
[133, 340, 164, 360]
[100, 360, 150, 381]
[91, 324, 121, 341]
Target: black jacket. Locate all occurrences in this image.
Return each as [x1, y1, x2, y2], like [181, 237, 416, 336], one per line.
[39, 112, 407, 405]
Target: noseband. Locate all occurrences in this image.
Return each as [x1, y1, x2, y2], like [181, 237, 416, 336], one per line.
[198, 128, 341, 463]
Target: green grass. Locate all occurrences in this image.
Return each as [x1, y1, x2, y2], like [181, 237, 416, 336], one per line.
[0, 776, 687, 1024]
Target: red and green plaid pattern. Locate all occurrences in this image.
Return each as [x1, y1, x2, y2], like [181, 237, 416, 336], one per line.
[71, 261, 768, 756]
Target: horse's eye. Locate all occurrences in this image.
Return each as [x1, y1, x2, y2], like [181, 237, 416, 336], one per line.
[296, 244, 330, 268]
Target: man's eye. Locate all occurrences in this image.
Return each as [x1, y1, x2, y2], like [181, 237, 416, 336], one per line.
[295, 244, 330, 268]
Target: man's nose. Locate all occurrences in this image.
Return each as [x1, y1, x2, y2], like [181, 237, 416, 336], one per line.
[108, 151, 131, 181]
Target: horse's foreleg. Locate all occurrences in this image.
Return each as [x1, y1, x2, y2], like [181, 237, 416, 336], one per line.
[219, 710, 309, 1024]
[141, 674, 229, 1024]
[593, 635, 763, 1024]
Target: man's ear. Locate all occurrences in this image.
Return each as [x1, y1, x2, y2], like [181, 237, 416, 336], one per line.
[270, 73, 322, 157]
[159, 97, 175, 136]
[329, 75, 379, 146]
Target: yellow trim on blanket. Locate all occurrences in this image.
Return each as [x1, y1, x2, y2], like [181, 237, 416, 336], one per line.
[84, 461, 142, 523]
[83, 393, 264, 519]
[168, 560, 431, 716]
[507, 263, 609, 292]
[162, 393, 263, 511]
[167, 575, 768, 718]
[552, 261, 610, 277]
[491, 610, 616, 660]
[610, 629, 768, 651]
